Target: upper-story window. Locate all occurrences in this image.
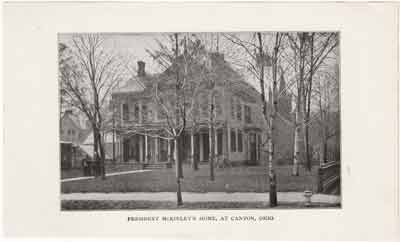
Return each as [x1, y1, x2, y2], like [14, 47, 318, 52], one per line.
[199, 93, 208, 118]
[245, 105, 252, 123]
[231, 97, 235, 120]
[236, 100, 242, 121]
[214, 93, 223, 117]
[142, 104, 148, 122]
[122, 103, 129, 122]
[134, 103, 140, 122]
[158, 106, 167, 120]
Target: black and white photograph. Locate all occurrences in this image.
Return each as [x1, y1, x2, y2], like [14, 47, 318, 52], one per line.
[59, 32, 341, 210]
[4, 1, 400, 240]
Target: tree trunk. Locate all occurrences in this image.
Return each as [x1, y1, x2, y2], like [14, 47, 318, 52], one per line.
[257, 32, 277, 207]
[209, 92, 215, 181]
[191, 131, 199, 170]
[304, 33, 314, 171]
[173, 33, 183, 205]
[293, 33, 306, 176]
[92, 125, 106, 179]
[269, 40, 279, 207]
[174, 138, 183, 205]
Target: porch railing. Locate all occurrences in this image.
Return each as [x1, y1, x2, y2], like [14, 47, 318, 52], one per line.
[317, 161, 341, 194]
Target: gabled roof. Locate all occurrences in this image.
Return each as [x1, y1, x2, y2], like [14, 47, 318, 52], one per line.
[112, 75, 148, 94]
[111, 52, 262, 106]
[61, 111, 89, 131]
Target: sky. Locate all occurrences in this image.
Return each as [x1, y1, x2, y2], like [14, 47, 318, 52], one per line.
[59, 32, 340, 112]
[58, 32, 262, 87]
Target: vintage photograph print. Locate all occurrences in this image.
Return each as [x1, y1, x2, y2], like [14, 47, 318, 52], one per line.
[59, 32, 340, 210]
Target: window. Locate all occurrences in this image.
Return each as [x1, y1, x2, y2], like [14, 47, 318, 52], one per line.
[230, 129, 236, 152]
[200, 93, 208, 118]
[214, 93, 223, 117]
[122, 103, 129, 121]
[231, 97, 235, 119]
[158, 106, 167, 120]
[238, 130, 243, 152]
[245, 105, 252, 123]
[236, 100, 242, 121]
[142, 104, 147, 122]
[71, 130, 75, 135]
[134, 103, 139, 121]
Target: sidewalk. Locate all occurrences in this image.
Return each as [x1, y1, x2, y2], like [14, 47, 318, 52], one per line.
[61, 169, 150, 183]
[61, 192, 340, 204]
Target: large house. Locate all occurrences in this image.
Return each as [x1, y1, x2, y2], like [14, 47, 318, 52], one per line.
[111, 52, 293, 167]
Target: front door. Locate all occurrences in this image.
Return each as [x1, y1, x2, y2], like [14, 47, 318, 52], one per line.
[123, 139, 130, 162]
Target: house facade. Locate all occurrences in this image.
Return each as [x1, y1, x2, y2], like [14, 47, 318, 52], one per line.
[60, 110, 90, 168]
[60, 110, 90, 145]
[111, 53, 271, 166]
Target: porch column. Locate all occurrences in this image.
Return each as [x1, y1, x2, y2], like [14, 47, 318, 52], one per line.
[155, 137, 159, 163]
[119, 136, 124, 162]
[139, 135, 143, 162]
[190, 132, 195, 166]
[144, 135, 148, 163]
[167, 139, 172, 163]
[226, 124, 231, 161]
[199, 133, 204, 161]
[246, 133, 250, 160]
[215, 129, 218, 157]
[222, 128, 227, 160]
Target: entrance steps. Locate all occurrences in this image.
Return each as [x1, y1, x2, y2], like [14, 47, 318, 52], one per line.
[143, 162, 172, 169]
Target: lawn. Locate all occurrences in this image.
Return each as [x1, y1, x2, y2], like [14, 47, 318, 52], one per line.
[61, 164, 318, 193]
[61, 200, 339, 210]
[61, 164, 144, 179]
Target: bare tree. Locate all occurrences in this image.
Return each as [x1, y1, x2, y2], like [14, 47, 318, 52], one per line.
[286, 32, 338, 174]
[145, 33, 208, 205]
[314, 64, 340, 163]
[224, 32, 283, 207]
[303, 33, 338, 170]
[59, 34, 129, 179]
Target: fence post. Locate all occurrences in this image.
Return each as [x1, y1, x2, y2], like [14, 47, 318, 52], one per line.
[317, 166, 323, 193]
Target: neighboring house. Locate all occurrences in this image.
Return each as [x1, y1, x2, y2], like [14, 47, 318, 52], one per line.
[60, 110, 91, 168]
[111, 51, 293, 166]
[60, 110, 90, 145]
[81, 131, 120, 162]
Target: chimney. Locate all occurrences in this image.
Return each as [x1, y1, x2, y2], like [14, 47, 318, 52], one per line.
[137, 61, 146, 77]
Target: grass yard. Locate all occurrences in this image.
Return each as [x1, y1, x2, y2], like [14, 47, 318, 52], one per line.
[61, 199, 339, 210]
[61, 164, 144, 179]
[61, 164, 318, 193]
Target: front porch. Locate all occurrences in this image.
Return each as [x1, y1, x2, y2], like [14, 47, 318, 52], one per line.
[118, 125, 263, 166]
